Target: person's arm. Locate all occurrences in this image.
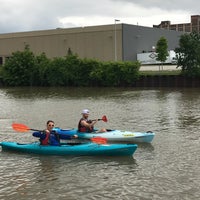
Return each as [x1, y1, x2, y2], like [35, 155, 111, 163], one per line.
[59, 133, 78, 140]
[81, 119, 98, 129]
[32, 131, 46, 140]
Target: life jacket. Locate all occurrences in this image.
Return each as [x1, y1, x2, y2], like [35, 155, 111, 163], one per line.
[49, 132, 60, 146]
[40, 131, 50, 145]
[78, 118, 94, 132]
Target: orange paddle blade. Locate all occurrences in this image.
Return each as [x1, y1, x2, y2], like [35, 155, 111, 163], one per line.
[91, 137, 107, 144]
[12, 123, 30, 132]
[101, 115, 108, 122]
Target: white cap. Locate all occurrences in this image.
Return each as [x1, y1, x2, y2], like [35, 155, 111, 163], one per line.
[82, 109, 90, 114]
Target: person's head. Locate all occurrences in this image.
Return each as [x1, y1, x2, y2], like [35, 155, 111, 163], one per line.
[46, 120, 55, 131]
[81, 109, 90, 118]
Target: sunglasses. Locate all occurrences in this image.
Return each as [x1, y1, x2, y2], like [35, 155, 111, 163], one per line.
[48, 124, 54, 127]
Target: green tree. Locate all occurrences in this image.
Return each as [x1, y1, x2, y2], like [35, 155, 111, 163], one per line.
[45, 57, 69, 86]
[2, 45, 37, 86]
[175, 32, 200, 76]
[156, 36, 169, 65]
[35, 53, 51, 86]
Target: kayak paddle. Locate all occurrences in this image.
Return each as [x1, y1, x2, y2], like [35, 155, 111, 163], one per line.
[12, 123, 107, 144]
[101, 115, 108, 122]
[12, 123, 42, 132]
[91, 137, 107, 144]
[92, 115, 108, 122]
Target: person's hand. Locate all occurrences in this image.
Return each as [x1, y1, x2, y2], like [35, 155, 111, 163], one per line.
[93, 119, 98, 124]
[72, 134, 78, 139]
[45, 130, 50, 134]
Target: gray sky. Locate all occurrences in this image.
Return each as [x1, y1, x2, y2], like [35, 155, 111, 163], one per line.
[0, 0, 198, 33]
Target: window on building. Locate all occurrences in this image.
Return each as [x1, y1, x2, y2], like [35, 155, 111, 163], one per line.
[185, 24, 191, 32]
[178, 24, 184, 32]
[0, 57, 3, 65]
[170, 25, 177, 31]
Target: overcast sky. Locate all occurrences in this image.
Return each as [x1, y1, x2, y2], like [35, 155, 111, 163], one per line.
[0, 0, 198, 33]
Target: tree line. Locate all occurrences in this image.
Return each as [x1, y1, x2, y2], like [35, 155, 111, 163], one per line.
[0, 45, 140, 87]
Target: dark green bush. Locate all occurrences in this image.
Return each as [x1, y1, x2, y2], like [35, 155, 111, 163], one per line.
[90, 61, 140, 86]
[2, 45, 36, 86]
[1, 47, 140, 87]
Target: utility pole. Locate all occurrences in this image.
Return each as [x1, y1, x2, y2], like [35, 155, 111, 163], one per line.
[114, 19, 120, 61]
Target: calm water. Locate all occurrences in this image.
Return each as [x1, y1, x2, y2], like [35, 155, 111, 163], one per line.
[0, 87, 200, 200]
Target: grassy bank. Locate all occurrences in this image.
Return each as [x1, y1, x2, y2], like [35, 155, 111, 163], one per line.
[140, 70, 181, 76]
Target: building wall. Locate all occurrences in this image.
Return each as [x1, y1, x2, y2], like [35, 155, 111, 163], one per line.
[0, 24, 122, 63]
[0, 23, 182, 64]
[122, 24, 183, 61]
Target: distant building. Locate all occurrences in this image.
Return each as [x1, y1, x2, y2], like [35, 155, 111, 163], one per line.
[153, 15, 200, 33]
[0, 23, 183, 64]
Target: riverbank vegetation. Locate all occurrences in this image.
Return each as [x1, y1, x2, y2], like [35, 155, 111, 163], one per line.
[0, 45, 140, 87]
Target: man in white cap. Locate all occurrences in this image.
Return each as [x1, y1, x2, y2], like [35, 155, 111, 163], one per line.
[78, 109, 106, 133]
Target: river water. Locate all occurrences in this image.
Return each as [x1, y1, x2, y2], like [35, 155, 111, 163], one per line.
[0, 87, 200, 200]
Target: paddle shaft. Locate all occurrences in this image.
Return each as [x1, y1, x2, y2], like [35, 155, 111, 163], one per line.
[29, 128, 43, 132]
[92, 119, 103, 121]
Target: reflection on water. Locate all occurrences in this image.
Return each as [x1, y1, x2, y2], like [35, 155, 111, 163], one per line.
[0, 87, 200, 199]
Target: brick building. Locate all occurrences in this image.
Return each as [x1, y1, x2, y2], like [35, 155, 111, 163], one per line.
[153, 15, 200, 33]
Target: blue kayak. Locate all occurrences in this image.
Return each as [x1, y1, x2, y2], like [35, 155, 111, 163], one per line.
[54, 128, 155, 143]
[0, 141, 137, 156]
